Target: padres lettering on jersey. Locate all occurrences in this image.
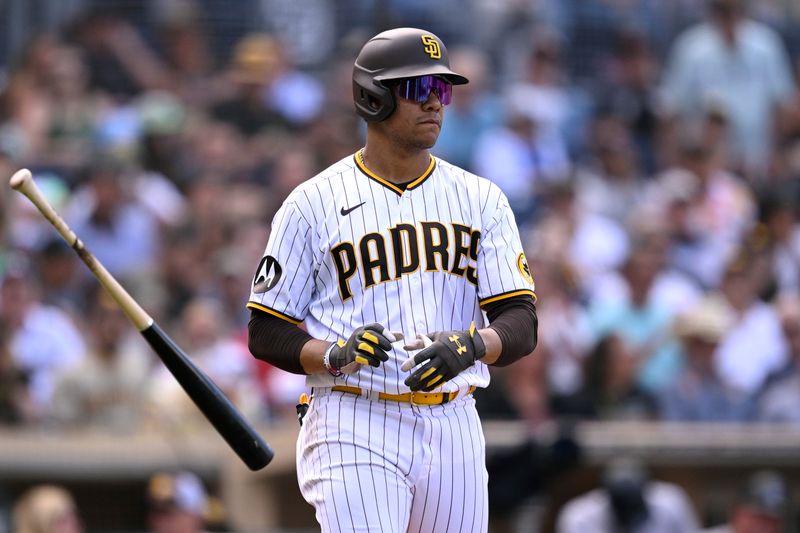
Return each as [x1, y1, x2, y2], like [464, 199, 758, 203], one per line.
[331, 221, 480, 301]
[247, 152, 536, 395]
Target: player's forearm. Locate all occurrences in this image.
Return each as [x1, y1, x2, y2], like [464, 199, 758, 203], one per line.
[477, 327, 503, 365]
[299, 339, 332, 374]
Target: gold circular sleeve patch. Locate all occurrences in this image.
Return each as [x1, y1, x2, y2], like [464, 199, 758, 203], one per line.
[517, 252, 535, 286]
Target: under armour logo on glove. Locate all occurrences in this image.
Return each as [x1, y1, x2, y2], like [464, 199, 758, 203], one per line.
[401, 322, 486, 392]
[448, 334, 467, 354]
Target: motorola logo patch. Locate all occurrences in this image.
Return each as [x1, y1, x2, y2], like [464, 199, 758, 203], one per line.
[253, 255, 283, 293]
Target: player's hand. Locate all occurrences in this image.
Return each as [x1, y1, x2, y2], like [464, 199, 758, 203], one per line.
[401, 323, 486, 391]
[327, 324, 403, 374]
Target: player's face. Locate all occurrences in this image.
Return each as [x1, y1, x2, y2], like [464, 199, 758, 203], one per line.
[382, 76, 451, 150]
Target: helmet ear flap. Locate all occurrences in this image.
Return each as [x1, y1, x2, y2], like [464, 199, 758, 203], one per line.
[352, 73, 396, 122]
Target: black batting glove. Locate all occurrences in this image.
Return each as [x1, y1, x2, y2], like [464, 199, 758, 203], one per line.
[325, 323, 402, 375]
[401, 323, 486, 392]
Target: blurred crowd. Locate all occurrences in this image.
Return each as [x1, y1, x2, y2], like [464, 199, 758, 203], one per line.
[0, 0, 799, 439]
[2, 0, 800, 531]
[11, 470, 228, 533]
[8, 466, 794, 533]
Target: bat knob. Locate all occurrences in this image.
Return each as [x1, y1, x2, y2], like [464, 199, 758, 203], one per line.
[9, 169, 32, 190]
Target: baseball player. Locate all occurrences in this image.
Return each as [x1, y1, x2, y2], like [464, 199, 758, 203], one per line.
[247, 27, 538, 533]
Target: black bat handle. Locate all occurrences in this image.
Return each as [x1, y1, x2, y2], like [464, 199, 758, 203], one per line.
[142, 323, 274, 470]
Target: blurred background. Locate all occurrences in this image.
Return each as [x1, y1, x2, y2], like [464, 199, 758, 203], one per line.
[1, 0, 800, 531]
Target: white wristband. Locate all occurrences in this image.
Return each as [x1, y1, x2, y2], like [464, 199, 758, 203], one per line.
[323, 342, 343, 377]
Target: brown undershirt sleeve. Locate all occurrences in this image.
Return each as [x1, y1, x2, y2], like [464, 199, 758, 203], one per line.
[247, 310, 312, 375]
[483, 295, 538, 367]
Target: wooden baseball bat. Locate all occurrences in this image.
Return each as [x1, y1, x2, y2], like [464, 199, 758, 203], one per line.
[9, 169, 273, 470]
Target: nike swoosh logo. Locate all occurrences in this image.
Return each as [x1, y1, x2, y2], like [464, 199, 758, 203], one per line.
[340, 202, 366, 216]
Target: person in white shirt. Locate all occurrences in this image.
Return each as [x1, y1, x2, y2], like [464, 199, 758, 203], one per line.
[661, 0, 795, 178]
[557, 457, 699, 533]
[714, 252, 788, 395]
[0, 267, 86, 418]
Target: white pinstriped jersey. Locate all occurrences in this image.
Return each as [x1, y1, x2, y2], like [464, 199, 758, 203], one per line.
[247, 151, 536, 394]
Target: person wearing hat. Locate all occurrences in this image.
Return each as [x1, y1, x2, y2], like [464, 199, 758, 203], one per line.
[209, 33, 293, 137]
[146, 470, 224, 533]
[657, 295, 753, 422]
[246, 27, 537, 532]
[703, 470, 788, 533]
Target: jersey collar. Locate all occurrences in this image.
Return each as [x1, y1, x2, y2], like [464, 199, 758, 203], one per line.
[354, 149, 436, 195]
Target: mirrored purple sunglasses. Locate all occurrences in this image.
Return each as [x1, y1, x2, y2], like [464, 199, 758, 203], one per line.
[392, 75, 453, 105]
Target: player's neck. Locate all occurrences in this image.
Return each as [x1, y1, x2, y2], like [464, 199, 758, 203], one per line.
[360, 143, 431, 185]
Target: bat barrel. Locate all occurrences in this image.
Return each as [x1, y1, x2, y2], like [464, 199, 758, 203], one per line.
[142, 324, 274, 470]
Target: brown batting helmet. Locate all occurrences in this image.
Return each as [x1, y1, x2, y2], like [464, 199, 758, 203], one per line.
[353, 27, 469, 122]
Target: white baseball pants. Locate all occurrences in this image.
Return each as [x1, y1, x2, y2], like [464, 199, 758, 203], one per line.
[296, 389, 489, 533]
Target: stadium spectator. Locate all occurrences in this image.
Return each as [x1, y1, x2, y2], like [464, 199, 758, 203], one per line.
[135, 90, 194, 203]
[654, 135, 755, 289]
[488, 338, 551, 427]
[64, 159, 161, 282]
[0, 324, 34, 425]
[472, 35, 573, 223]
[0, 264, 86, 419]
[146, 470, 224, 533]
[754, 297, 800, 423]
[304, 54, 364, 168]
[587, 221, 703, 393]
[151, 0, 230, 108]
[660, 0, 796, 179]
[145, 297, 263, 429]
[472, 104, 568, 225]
[574, 116, 648, 225]
[522, 246, 591, 402]
[592, 30, 664, 175]
[702, 470, 788, 533]
[551, 332, 657, 421]
[210, 33, 293, 137]
[505, 31, 575, 162]
[531, 180, 629, 292]
[50, 290, 151, 431]
[657, 294, 753, 422]
[66, 9, 174, 98]
[32, 238, 84, 316]
[714, 253, 788, 395]
[751, 188, 800, 299]
[0, 35, 68, 162]
[556, 457, 699, 533]
[178, 116, 256, 185]
[12, 484, 84, 533]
